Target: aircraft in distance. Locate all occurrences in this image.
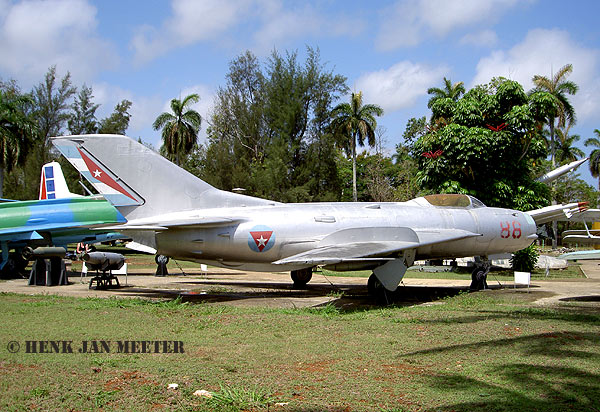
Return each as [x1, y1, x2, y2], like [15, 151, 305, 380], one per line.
[52, 134, 582, 296]
[0, 162, 126, 278]
[39, 161, 83, 200]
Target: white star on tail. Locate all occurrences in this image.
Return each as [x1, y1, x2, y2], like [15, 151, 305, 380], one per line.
[93, 169, 102, 178]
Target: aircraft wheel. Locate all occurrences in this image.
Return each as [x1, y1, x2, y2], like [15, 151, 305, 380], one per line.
[10, 253, 28, 276]
[0, 255, 21, 279]
[155, 254, 170, 265]
[368, 274, 391, 303]
[291, 268, 312, 288]
[469, 268, 488, 291]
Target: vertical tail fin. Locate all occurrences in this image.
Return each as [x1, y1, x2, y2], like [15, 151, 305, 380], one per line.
[51, 134, 274, 221]
[39, 162, 81, 200]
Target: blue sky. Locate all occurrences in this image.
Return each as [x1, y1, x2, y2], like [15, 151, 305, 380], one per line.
[1, 0, 600, 185]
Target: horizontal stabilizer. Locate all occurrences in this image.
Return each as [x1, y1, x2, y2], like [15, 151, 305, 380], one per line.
[99, 216, 244, 232]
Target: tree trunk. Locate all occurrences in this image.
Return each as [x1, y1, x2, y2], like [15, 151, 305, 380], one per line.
[0, 167, 3, 198]
[550, 119, 558, 249]
[352, 136, 357, 202]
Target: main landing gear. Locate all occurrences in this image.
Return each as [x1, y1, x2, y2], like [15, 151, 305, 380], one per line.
[291, 267, 312, 288]
[470, 259, 491, 291]
[367, 274, 392, 304]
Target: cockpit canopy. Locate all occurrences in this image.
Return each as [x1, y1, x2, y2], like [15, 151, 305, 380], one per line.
[423, 194, 486, 209]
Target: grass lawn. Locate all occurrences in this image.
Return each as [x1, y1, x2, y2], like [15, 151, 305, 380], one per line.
[1, 290, 599, 411]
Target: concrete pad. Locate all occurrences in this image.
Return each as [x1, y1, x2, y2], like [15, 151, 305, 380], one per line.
[1, 262, 599, 309]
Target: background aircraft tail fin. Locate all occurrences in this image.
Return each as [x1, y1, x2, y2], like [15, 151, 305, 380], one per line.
[39, 161, 82, 200]
[51, 134, 274, 220]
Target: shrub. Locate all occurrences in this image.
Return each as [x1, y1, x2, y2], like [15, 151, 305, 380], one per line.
[511, 244, 539, 272]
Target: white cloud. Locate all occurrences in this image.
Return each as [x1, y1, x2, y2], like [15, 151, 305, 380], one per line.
[460, 30, 498, 47]
[0, 0, 117, 87]
[355, 61, 448, 113]
[376, 0, 522, 50]
[131, 0, 251, 64]
[472, 28, 600, 122]
[251, 2, 364, 54]
[132, 0, 365, 64]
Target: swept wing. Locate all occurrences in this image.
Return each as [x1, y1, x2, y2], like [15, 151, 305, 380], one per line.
[274, 227, 480, 265]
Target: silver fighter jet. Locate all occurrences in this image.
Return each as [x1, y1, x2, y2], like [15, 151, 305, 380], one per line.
[51, 134, 572, 296]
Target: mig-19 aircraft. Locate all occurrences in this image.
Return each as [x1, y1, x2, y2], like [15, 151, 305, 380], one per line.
[51, 134, 580, 297]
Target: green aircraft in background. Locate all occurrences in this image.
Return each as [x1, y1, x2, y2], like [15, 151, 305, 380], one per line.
[0, 162, 126, 278]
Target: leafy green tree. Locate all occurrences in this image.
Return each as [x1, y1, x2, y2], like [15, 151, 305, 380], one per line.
[585, 129, 600, 189]
[98, 100, 132, 134]
[413, 78, 549, 210]
[531, 64, 578, 169]
[153, 94, 202, 166]
[68, 85, 99, 134]
[203, 48, 347, 202]
[392, 143, 420, 201]
[330, 91, 383, 201]
[401, 116, 428, 149]
[0, 89, 36, 197]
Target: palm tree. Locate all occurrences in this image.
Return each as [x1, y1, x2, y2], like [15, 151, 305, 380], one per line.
[0, 90, 36, 197]
[532, 64, 578, 250]
[531, 64, 578, 169]
[427, 77, 465, 109]
[330, 92, 383, 201]
[153, 94, 202, 166]
[555, 123, 584, 164]
[585, 129, 600, 189]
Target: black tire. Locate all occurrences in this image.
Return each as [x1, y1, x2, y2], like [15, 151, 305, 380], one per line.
[291, 268, 312, 288]
[1, 253, 29, 279]
[368, 274, 391, 303]
[155, 254, 170, 265]
[470, 269, 488, 290]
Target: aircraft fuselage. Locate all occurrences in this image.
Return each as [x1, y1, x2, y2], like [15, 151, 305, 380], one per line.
[154, 199, 536, 272]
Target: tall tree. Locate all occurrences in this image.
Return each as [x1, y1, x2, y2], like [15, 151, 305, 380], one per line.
[203, 48, 347, 201]
[427, 77, 465, 125]
[153, 94, 202, 166]
[68, 85, 99, 135]
[32, 66, 77, 147]
[531, 64, 578, 249]
[427, 77, 465, 108]
[0, 90, 36, 197]
[330, 91, 383, 202]
[98, 99, 132, 134]
[531, 64, 578, 169]
[585, 129, 600, 189]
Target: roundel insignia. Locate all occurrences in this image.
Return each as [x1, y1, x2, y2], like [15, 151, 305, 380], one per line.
[248, 225, 275, 253]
